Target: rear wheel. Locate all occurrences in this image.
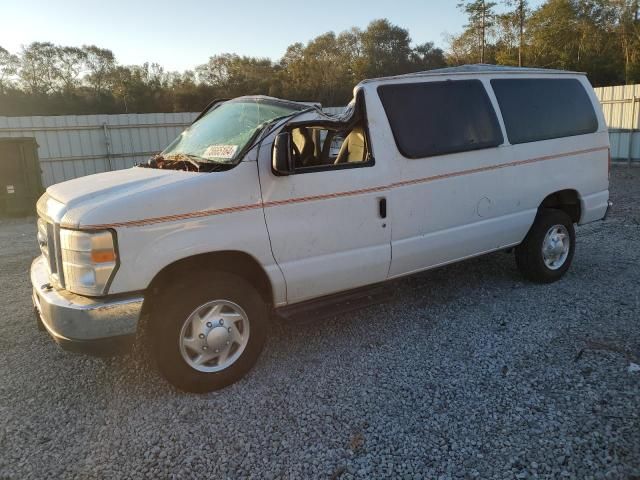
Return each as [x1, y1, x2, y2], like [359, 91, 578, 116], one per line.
[150, 272, 268, 393]
[515, 208, 576, 283]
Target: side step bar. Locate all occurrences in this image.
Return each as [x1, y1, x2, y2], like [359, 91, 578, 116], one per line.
[275, 283, 394, 323]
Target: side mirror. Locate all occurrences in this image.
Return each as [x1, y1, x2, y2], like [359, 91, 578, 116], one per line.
[272, 132, 294, 175]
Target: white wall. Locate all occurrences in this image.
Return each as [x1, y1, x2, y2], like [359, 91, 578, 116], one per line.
[593, 84, 640, 163]
[0, 112, 198, 187]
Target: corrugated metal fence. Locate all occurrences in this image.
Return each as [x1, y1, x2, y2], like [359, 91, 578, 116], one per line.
[0, 87, 637, 188]
[594, 84, 640, 164]
[0, 112, 198, 187]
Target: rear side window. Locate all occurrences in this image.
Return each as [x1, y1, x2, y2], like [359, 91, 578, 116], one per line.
[377, 80, 503, 159]
[491, 78, 598, 145]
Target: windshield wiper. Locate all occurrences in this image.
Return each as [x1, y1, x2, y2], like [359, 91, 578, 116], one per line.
[139, 153, 201, 172]
[139, 153, 236, 173]
[164, 153, 203, 170]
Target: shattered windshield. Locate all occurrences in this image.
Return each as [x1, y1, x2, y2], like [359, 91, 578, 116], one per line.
[162, 98, 305, 166]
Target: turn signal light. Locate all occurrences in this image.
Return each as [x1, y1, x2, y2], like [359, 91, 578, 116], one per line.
[91, 250, 116, 263]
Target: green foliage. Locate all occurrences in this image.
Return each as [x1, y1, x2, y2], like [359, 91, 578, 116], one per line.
[0, 46, 19, 94]
[499, 0, 530, 65]
[524, 0, 625, 84]
[0, 19, 445, 115]
[450, 0, 640, 86]
[457, 1, 498, 62]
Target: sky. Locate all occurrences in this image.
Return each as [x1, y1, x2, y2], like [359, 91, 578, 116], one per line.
[1, 0, 544, 72]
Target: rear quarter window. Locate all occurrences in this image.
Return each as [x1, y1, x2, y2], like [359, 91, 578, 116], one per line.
[377, 80, 504, 159]
[491, 78, 599, 145]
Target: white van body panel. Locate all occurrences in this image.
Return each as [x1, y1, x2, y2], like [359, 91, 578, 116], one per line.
[363, 81, 528, 276]
[43, 159, 288, 304]
[580, 190, 610, 224]
[257, 132, 392, 304]
[359, 72, 609, 279]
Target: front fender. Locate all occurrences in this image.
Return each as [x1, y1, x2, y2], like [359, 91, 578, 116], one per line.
[109, 207, 286, 306]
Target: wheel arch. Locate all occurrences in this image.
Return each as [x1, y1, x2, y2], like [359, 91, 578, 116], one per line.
[539, 189, 582, 223]
[141, 251, 274, 318]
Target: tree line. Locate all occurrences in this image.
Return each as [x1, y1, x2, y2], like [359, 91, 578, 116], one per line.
[1, 0, 639, 117]
[0, 19, 445, 116]
[451, 0, 640, 86]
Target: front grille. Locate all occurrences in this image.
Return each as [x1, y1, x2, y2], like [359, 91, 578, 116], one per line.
[37, 218, 52, 274]
[37, 217, 62, 286]
[46, 222, 57, 274]
[35, 194, 66, 288]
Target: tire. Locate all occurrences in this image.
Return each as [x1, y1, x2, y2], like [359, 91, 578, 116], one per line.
[515, 208, 576, 284]
[150, 271, 268, 393]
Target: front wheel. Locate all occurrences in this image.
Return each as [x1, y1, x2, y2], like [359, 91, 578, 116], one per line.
[150, 272, 268, 393]
[515, 208, 576, 283]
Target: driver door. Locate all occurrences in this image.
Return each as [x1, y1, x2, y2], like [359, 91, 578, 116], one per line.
[258, 123, 392, 305]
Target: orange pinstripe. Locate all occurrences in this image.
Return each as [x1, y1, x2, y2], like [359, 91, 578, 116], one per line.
[74, 146, 608, 230]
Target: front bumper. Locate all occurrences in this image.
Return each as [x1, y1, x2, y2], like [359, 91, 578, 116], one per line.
[31, 256, 143, 356]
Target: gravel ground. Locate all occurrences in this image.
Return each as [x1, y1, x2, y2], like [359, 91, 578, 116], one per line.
[1, 166, 639, 480]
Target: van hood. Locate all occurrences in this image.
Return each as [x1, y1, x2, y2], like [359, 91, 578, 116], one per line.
[40, 163, 261, 229]
[47, 167, 195, 208]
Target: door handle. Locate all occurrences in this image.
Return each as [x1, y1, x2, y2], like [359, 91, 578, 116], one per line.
[379, 198, 387, 219]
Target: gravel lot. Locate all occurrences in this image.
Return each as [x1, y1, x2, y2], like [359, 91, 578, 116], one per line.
[1, 167, 639, 480]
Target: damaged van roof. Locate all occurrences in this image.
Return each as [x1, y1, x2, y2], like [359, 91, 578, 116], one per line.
[359, 64, 585, 85]
[227, 95, 313, 108]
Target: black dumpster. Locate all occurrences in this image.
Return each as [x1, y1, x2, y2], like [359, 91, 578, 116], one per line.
[0, 137, 43, 217]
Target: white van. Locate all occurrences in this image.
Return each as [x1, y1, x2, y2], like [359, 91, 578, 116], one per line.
[31, 65, 612, 392]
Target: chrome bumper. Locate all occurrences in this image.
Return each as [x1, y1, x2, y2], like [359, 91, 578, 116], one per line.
[31, 256, 143, 355]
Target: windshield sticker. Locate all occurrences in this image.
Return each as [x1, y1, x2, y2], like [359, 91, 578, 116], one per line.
[203, 145, 238, 160]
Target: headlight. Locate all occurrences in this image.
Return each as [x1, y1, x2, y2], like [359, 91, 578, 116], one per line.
[59, 229, 118, 296]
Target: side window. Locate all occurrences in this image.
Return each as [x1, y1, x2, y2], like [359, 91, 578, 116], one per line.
[290, 124, 371, 171]
[491, 78, 599, 144]
[377, 80, 503, 159]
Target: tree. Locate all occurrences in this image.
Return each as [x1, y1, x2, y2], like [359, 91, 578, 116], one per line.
[18, 42, 60, 94]
[446, 29, 497, 65]
[337, 27, 366, 81]
[458, 0, 498, 63]
[278, 42, 308, 99]
[502, 0, 529, 65]
[107, 66, 129, 112]
[409, 42, 447, 71]
[197, 53, 277, 99]
[359, 19, 414, 78]
[525, 0, 623, 85]
[297, 32, 352, 103]
[83, 45, 115, 96]
[196, 53, 233, 87]
[276, 20, 419, 105]
[278, 33, 352, 104]
[0, 46, 19, 94]
[56, 46, 86, 93]
[612, 0, 640, 83]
